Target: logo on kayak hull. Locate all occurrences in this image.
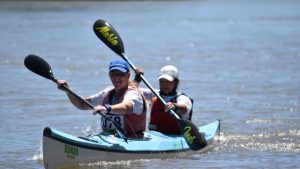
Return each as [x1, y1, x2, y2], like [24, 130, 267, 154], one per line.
[64, 144, 78, 159]
[95, 26, 119, 46]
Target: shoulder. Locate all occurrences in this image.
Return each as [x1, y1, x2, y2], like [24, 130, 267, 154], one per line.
[126, 88, 143, 99]
[90, 86, 113, 99]
[176, 93, 192, 104]
[138, 87, 156, 100]
[177, 93, 189, 99]
[124, 88, 144, 107]
[103, 86, 114, 92]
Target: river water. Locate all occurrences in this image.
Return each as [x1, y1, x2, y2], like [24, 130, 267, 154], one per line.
[0, 0, 299, 168]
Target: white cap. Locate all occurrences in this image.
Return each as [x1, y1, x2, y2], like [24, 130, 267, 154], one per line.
[158, 65, 179, 81]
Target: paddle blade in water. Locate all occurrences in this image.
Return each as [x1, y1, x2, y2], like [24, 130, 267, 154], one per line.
[178, 119, 208, 151]
[93, 19, 125, 57]
[24, 54, 54, 81]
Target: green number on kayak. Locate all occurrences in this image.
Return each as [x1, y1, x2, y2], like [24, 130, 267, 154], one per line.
[64, 144, 78, 159]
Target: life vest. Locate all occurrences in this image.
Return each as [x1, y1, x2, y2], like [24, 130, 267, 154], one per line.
[149, 93, 193, 135]
[102, 86, 147, 138]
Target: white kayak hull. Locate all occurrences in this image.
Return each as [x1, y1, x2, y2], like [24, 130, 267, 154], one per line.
[43, 120, 220, 169]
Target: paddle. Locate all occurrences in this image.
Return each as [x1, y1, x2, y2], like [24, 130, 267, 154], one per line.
[24, 54, 128, 143]
[93, 19, 207, 150]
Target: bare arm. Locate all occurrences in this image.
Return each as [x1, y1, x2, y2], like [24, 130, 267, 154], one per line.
[112, 100, 134, 114]
[93, 100, 133, 115]
[65, 92, 91, 110]
[57, 80, 91, 110]
[166, 95, 192, 117]
[165, 102, 188, 116]
[133, 67, 144, 86]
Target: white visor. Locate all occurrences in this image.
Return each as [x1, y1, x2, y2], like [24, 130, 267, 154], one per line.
[158, 74, 175, 81]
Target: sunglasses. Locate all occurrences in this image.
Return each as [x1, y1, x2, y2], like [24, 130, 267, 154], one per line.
[109, 71, 128, 77]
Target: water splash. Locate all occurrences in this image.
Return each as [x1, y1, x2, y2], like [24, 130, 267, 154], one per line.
[79, 160, 132, 168]
[246, 118, 272, 124]
[219, 129, 300, 153]
[79, 159, 158, 169]
[82, 116, 102, 135]
[29, 140, 43, 164]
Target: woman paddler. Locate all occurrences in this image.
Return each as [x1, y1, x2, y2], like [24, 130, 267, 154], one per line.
[57, 59, 146, 138]
[134, 65, 193, 135]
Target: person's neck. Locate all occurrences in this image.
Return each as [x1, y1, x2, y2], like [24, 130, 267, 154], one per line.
[159, 90, 177, 96]
[114, 87, 128, 96]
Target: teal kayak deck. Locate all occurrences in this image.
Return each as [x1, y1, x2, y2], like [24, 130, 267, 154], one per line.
[44, 120, 220, 153]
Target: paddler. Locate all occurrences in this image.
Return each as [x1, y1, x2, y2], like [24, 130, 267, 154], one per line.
[57, 59, 146, 138]
[134, 65, 193, 135]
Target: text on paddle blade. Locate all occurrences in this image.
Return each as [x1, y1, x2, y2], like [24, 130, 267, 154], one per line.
[95, 26, 119, 46]
[184, 126, 196, 144]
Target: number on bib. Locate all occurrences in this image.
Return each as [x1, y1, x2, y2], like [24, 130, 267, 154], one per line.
[101, 114, 124, 130]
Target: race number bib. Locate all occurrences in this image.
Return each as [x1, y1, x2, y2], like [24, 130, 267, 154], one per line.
[101, 114, 124, 130]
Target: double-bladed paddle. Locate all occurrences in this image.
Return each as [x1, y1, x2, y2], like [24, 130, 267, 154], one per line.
[24, 54, 128, 143]
[93, 19, 207, 150]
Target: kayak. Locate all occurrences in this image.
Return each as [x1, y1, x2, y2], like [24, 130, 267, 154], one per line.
[43, 120, 220, 169]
